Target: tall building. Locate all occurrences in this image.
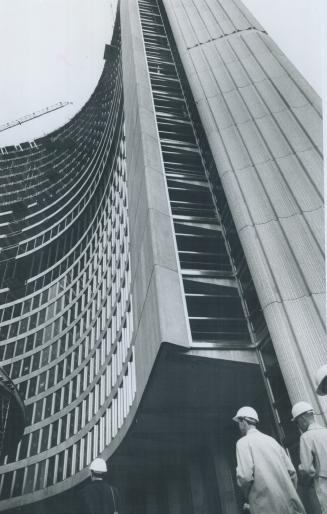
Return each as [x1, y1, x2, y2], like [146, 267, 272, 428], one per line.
[0, 0, 325, 512]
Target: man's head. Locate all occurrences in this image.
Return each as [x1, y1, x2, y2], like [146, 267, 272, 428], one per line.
[291, 401, 314, 433]
[89, 458, 107, 480]
[315, 365, 327, 396]
[233, 406, 259, 435]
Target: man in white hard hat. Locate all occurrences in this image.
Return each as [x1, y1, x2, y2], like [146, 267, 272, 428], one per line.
[76, 457, 118, 514]
[292, 401, 327, 514]
[315, 365, 327, 396]
[233, 406, 305, 514]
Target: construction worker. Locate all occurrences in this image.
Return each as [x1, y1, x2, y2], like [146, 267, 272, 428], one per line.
[292, 401, 327, 514]
[315, 365, 327, 396]
[75, 457, 118, 514]
[233, 406, 305, 514]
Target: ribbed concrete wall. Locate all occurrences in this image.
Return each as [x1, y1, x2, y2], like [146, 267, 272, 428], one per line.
[162, 0, 326, 417]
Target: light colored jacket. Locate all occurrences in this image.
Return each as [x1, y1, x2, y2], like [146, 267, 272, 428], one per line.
[300, 422, 327, 514]
[236, 427, 306, 514]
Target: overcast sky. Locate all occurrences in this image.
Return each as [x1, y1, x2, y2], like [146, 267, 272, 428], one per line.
[242, 0, 323, 96]
[0, 0, 323, 147]
[0, 0, 117, 146]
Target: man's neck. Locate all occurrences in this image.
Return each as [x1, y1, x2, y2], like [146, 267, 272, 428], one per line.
[246, 425, 257, 435]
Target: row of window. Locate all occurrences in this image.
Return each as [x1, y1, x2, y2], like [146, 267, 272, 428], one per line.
[1, 351, 136, 498]
[139, 0, 252, 346]
[0, 23, 137, 503]
[155, 0, 293, 445]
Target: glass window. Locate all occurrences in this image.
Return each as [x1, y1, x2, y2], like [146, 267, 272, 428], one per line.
[66, 446, 73, 479]
[23, 465, 36, 494]
[34, 399, 44, 423]
[47, 457, 56, 487]
[12, 468, 24, 498]
[50, 421, 59, 447]
[29, 431, 39, 456]
[31, 352, 41, 372]
[44, 395, 52, 418]
[38, 372, 47, 393]
[11, 360, 21, 379]
[34, 460, 47, 491]
[1, 471, 14, 500]
[18, 434, 30, 460]
[61, 416, 68, 442]
[48, 367, 56, 388]
[40, 426, 50, 452]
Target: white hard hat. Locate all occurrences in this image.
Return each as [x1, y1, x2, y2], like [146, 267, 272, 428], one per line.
[315, 365, 327, 396]
[291, 401, 314, 421]
[89, 458, 107, 473]
[232, 406, 259, 423]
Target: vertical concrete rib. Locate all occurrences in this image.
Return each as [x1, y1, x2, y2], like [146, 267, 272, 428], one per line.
[120, 0, 191, 403]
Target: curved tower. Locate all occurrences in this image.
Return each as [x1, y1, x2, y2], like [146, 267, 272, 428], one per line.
[0, 15, 137, 510]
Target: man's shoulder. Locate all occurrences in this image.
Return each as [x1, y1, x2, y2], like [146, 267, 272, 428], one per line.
[238, 430, 280, 448]
[302, 424, 327, 441]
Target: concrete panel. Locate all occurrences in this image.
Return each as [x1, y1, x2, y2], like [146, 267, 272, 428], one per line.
[303, 208, 325, 254]
[276, 52, 322, 111]
[229, 33, 252, 59]
[205, 130, 232, 176]
[252, 50, 285, 80]
[255, 220, 310, 299]
[226, 59, 252, 88]
[171, 2, 198, 49]
[209, 60, 235, 93]
[133, 264, 190, 404]
[220, 125, 252, 170]
[187, 4, 210, 44]
[312, 293, 327, 328]
[239, 54, 266, 83]
[296, 149, 324, 194]
[197, 1, 224, 39]
[196, 98, 222, 134]
[292, 104, 323, 152]
[272, 74, 308, 109]
[133, 272, 162, 401]
[187, 69, 206, 103]
[279, 215, 325, 294]
[237, 119, 271, 164]
[255, 115, 291, 159]
[155, 266, 192, 348]
[276, 153, 323, 210]
[187, 348, 258, 365]
[274, 109, 313, 153]
[263, 300, 327, 415]
[255, 78, 287, 114]
[238, 83, 269, 119]
[207, 94, 234, 130]
[121, 0, 191, 399]
[236, 165, 276, 224]
[215, 39, 237, 65]
[224, 89, 251, 125]
[238, 225, 282, 308]
[162, 0, 325, 421]
[220, 171, 253, 230]
[253, 160, 300, 219]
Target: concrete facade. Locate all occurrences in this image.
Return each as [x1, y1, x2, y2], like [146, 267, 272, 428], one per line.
[121, 0, 191, 404]
[162, 0, 326, 416]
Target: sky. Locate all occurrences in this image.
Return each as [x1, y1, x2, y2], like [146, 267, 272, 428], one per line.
[0, 0, 324, 147]
[0, 0, 117, 147]
[242, 0, 323, 96]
